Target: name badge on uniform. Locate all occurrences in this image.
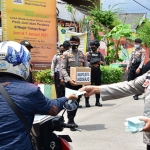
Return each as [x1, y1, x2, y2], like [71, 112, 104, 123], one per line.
[142, 80, 150, 88]
[92, 54, 98, 56]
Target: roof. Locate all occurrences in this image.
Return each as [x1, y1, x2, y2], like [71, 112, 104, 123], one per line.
[117, 13, 146, 30]
[57, 0, 86, 22]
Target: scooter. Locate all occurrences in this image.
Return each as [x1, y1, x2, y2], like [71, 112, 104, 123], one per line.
[31, 100, 81, 150]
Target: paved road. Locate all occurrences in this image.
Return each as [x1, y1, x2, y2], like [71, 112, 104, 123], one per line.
[57, 95, 146, 150]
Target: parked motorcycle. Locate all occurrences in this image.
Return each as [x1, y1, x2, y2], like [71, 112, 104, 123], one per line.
[32, 100, 81, 150]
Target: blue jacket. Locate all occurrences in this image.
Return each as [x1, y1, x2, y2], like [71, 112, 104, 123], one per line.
[0, 79, 67, 150]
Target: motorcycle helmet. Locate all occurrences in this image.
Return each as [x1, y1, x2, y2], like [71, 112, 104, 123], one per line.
[90, 40, 100, 48]
[0, 41, 30, 80]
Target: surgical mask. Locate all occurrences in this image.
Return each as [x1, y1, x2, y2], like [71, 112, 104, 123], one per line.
[91, 47, 97, 52]
[124, 116, 146, 134]
[71, 44, 79, 51]
[135, 44, 140, 49]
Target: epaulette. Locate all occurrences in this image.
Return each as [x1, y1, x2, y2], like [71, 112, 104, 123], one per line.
[56, 53, 61, 56]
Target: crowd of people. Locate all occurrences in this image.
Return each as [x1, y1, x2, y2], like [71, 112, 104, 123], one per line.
[1, 36, 150, 149]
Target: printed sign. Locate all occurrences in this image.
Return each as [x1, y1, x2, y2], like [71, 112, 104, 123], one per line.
[58, 26, 87, 54]
[2, 0, 56, 69]
[76, 72, 91, 82]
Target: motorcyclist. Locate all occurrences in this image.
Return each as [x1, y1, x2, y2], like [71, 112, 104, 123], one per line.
[0, 41, 77, 150]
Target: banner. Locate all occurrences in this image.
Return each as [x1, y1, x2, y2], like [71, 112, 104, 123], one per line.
[58, 26, 87, 54]
[2, 0, 56, 69]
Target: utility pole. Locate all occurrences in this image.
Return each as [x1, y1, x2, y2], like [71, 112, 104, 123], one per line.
[133, 0, 150, 11]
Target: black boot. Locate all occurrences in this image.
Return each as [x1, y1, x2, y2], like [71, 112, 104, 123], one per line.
[95, 98, 102, 107]
[67, 109, 78, 131]
[133, 95, 139, 100]
[78, 97, 82, 108]
[85, 97, 90, 107]
[67, 118, 78, 131]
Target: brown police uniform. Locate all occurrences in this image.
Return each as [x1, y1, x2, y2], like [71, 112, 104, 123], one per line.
[51, 53, 65, 98]
[127, 48, 146, 81]
[61, 49, 88, 125]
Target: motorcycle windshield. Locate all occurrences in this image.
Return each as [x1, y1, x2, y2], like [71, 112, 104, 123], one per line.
[33, 114, 54, 124]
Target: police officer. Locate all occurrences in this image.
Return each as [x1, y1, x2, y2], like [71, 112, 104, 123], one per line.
[61, 36, 88, 130]
[59, 41, 71, 96]
[20, 40, 33, 83]
[51, 44, 65, 98]
[126, 38, 146, 100]
[84, 40, 105, 107]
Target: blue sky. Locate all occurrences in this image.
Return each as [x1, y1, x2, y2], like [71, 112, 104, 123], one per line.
[102, 0, 150, 16]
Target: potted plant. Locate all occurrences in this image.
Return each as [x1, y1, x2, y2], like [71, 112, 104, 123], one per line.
[32, 69, 56, 99]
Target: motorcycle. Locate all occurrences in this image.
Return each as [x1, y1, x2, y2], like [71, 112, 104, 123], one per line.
[31, 100, 81, 150]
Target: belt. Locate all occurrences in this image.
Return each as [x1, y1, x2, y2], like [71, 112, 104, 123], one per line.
[55, 68, 60, 72]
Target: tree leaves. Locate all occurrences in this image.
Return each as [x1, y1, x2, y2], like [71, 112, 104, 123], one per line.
[101, 66, 123, 84]
[32, 69, 54, 84]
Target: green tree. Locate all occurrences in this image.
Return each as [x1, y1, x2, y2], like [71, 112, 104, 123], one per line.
[137, 19, 150, 48]
[86, 1, 135, 64]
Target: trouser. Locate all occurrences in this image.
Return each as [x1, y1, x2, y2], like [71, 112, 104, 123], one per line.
[54, 71, 65, 98]
[91, 67, 102, 98]
[147, 145, 150, 150]
[128, 65, 142, 81]
[65, 82, 82, 120]
[128, 65, 142, 97]
[142, 61, 150, 74]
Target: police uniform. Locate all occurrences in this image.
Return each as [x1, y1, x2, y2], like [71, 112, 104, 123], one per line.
[127, 47, 146, 100]
[85, 50, 105, 107]
[51, 53, 65, 98]
[127, 47, 145, 81]
[61, 49, 88, 127]
[99, 71, 150, 150]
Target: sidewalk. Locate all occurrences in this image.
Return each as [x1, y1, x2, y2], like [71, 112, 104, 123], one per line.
[58, 95, 146, 150]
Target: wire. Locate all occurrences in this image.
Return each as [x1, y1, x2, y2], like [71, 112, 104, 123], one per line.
[133, 0, 150, 11]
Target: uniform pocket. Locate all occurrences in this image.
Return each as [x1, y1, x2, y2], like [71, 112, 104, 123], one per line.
[79, 58, 85, 62]
[68, 58, 75, 66]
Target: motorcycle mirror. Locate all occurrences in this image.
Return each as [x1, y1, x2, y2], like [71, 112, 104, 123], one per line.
[63, 100, 78, 111]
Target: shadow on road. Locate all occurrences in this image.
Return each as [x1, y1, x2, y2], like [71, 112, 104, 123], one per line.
[79, 124, 107, 131]
[102, 103, 116, 107]
[79, 103, 116, 109]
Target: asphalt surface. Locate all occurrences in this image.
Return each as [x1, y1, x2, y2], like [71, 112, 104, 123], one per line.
[57, 95, 146, 150]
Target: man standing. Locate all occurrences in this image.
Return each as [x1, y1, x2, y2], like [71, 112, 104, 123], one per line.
[51, 44, 65, 98]
[85, 40, 105, 107]
[126, 38, 146, 100]
[59, 41, 71, 89]
[61, 36, 88, 130]
[20, 40, 33, 83]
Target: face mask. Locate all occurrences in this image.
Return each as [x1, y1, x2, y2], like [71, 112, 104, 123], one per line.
[91, 47, 97, 51]
[135, 44, 140, 49]
[60, 50, 65, 54]
[71, 44, 79, 51]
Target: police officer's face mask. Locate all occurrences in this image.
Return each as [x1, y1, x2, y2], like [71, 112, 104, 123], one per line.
[71, 44, 79, 51]
[91, 46, 97, 52]
[134, 44, 140, 49]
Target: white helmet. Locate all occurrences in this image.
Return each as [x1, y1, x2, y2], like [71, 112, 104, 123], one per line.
[0, 41, 30, 80]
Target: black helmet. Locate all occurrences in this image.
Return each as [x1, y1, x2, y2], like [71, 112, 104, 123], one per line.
[90, 40, 100, 48]
[63, 40, 71, 49]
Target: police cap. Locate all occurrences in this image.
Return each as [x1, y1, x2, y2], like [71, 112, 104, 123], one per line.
[90, 40, 100, 48]
[70, 36, 80, 43]
[134, 38, 142, 44]
[20, 40, 33, 48]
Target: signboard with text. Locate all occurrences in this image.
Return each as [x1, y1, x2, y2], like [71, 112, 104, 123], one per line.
[1, 0, 56, 70]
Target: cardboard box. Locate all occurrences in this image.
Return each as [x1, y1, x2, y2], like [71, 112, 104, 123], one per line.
[70, 67, 91, 85]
